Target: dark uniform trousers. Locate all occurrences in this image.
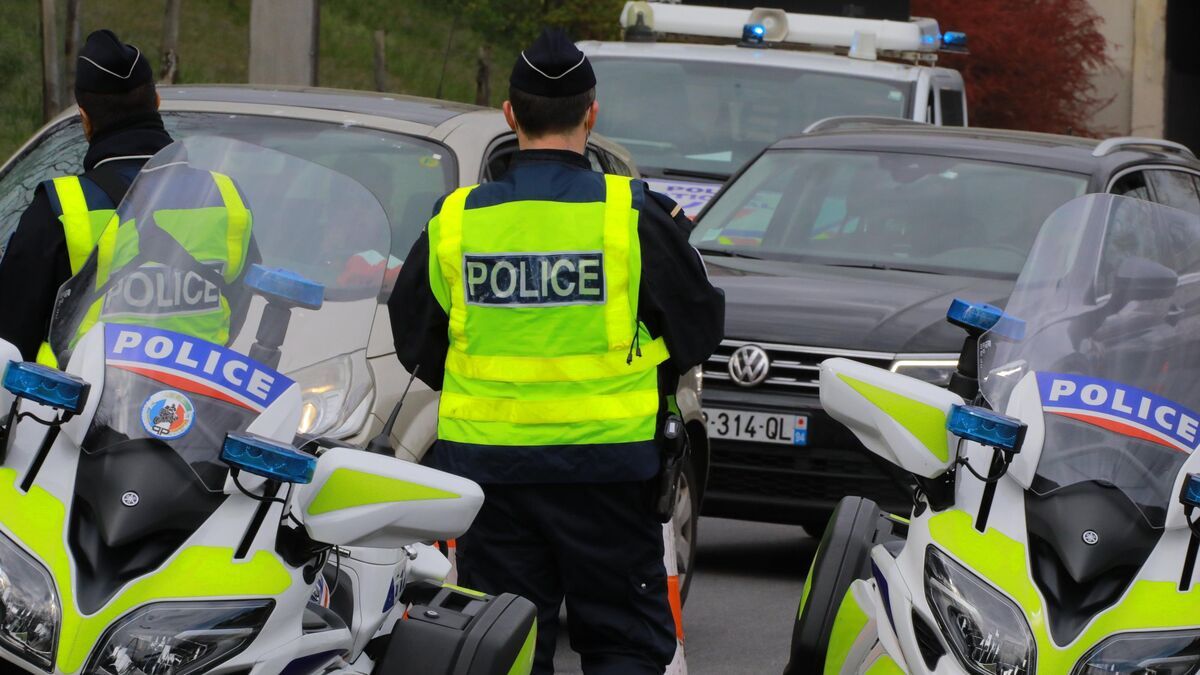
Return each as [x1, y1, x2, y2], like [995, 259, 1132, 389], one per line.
[455, 481, 677, 674]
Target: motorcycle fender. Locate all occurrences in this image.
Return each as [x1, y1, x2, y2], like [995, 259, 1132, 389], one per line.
[867, 546, 913, 675]
[820, 359, 963, 479]
[294, 447, 484, 549]
[826, 579, 881, 675]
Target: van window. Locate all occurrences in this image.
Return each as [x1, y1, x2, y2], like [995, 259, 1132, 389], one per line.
[938, 89, 966, 126]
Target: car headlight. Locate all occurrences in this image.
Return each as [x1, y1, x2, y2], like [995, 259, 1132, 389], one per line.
[290, 352, 374, 439]
[925, 546, 1034, 675]
[891, 357, 958, 387]
[0, 532, 59, 672]
[86, 600, 273, 675]
[1073, 629, 1200, 675]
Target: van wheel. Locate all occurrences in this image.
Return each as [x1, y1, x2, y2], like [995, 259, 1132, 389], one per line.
[784, 497, 889, 675]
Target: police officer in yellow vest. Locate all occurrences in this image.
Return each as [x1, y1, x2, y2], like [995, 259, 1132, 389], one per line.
[390, 29, 724, 674]
[0, 30, 172, 363]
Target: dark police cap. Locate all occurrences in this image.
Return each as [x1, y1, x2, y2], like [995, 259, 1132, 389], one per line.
[510, 28, 596, 97]
[75, 29, 153, 95]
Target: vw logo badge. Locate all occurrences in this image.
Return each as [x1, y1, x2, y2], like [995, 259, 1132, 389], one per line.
[1082, 530, 1099, 546]
[728, 344, 770, 388]
[121, 491, 140, 508]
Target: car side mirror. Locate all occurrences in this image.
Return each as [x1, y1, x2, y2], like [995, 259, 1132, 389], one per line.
[820, 358, 964, 478]
[1110, 256, 1177, 311]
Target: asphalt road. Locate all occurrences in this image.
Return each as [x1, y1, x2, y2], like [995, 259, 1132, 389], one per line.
[554, 518, 818, 674]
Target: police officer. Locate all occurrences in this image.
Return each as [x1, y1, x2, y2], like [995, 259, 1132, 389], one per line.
[390, 28, 724, 675]
[0, 29, 172, 363]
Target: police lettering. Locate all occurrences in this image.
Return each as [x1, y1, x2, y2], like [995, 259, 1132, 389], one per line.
[110, 328, 277, 404]
[464, 252, 605, 306]
[102, 264, 222, 318]
[1043, 374, 1200, 448]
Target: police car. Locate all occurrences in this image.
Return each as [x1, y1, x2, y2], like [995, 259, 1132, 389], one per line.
[0, 85, 708, 597]
[581, 1, 969, 216]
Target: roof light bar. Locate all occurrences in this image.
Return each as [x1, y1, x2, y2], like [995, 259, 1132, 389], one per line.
[620, 2, 944, 58]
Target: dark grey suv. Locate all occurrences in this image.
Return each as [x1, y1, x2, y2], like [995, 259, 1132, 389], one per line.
[690, 123, 1200, 532]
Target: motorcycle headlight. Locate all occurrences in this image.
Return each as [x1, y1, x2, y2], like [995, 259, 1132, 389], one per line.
[0, 532, 59, 672]
[85, 600, 273, 675]
[925, 546, 1034, 675]
[1073, 629, 1200, 675]
[891, 357, 958, 387]
[290, 352, 374, 439]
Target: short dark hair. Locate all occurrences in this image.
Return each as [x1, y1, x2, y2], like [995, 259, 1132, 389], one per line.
[76, 82, 158, 134]
[508, 86, 595, 138]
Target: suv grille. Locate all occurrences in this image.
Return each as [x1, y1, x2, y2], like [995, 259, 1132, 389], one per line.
[704, 339, 895, 392]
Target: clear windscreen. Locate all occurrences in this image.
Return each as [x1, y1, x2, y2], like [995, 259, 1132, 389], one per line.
[980, 194, 1200, 526]
[48, 136, 390, 489]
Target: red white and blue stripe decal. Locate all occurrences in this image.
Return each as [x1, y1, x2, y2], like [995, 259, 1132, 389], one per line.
[105, 323, 293, 413]
[1038, 371, 1199, 454]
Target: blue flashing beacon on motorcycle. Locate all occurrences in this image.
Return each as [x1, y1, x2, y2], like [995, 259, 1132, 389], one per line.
[947, 403, 1026, 453]
[222, 431, 316, 484]
[946, 298, 1026, 340]
[3, 361, 90, 414]
[246, 264, 325, 310]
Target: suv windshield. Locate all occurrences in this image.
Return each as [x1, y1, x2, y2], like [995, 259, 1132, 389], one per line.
[590, 57, 911, 178]
[691, 149, 1088, 278]
[981, 195, 1200, 527]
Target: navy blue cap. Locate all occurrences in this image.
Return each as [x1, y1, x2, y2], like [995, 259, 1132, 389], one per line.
[75, 29, 154, 95]
[510, 28, 596, 97]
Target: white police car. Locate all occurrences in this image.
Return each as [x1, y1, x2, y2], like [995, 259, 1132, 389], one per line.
[581, 1, 969, 216]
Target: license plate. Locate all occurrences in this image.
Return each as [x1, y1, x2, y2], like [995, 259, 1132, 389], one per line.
[704, 407, 807, 446]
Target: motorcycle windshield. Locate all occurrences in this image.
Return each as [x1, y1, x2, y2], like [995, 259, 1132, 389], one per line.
[980, 194, 1200, 527]
[48, 136, 390, 490]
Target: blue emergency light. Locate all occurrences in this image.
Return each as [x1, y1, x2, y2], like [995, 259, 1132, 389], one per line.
[1180, 473, 1200, 509]
[2, 361, 90, 415]
[948, 404, 1026, 453]
[245, 265, 325, 310]
[222, 431, 316, 484]
[941, 31, 968, 53]
[741, 23, 766, 46]
[946, 298, 1026, 340]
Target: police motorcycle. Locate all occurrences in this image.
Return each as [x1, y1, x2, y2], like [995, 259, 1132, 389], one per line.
[0, 136, 536, 675]
[788, 193, 1200, 675]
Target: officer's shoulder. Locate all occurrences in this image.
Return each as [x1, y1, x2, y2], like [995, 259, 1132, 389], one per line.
[639, 183, 684, 219]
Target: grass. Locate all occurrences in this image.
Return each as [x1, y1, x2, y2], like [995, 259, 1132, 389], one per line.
[0, 0, 515, 160]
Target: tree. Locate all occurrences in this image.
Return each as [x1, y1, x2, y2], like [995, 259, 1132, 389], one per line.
[911, 0, 1112, 136]
[462, 0, 624, 53]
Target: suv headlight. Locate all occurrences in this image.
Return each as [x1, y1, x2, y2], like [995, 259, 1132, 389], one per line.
[0, 532, 59, 671]
[1073, 630, 1200, 674]
[86, 600, 273, 675]
[891, 357, 958, 387]
[925, 546, 1034, 675]
[291, 352, 374, 439]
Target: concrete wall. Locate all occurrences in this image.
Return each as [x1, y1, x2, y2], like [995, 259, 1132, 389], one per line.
[1086, 0, 1166, 137]
[249, 0, 319, 86]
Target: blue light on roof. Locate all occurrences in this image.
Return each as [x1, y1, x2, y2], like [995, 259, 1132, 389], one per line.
[1181, 473, 1200, 509]
[245, 264, 325, 310]
[222, 432, 316, 484]
[948, 404, 1026, 452]
[741, 23, 766, 45]
[923, 34, 937, 45]
[941, 31, 968, 52]
[2, 361, 90, 414]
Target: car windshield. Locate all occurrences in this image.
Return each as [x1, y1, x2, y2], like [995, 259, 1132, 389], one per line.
[981, 194, 1200, 527]
[48, 136, 390, 491]
[590, 57, 911, 179]
[0, 112, 456, 272]
[690, 149, 1089, 278]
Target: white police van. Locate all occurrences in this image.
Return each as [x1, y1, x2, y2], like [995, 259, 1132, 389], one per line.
[581, 1, 969, 215]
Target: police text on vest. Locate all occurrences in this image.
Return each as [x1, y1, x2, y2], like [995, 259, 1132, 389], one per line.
[463, 252, 606, 306]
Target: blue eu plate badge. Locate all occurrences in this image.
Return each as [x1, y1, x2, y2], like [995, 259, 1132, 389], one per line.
[794, 416, 809, 446]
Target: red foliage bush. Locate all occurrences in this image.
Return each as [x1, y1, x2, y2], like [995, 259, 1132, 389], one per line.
[911, 0, 1113, 136]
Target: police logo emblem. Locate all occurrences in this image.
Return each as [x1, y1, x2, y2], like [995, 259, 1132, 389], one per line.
[463, 252, 605, 306]
[140, 390, 195, 440]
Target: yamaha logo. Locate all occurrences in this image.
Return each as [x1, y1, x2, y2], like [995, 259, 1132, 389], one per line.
[121, 491, 140, 507]
[728, 345, 770, 387]
[1082, 530, 1099, 546]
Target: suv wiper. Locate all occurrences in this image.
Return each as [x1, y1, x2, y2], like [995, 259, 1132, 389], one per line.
[695, 246, 762, 260]
[658, 167, 731, 182]
[825, 262, 945, 275]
